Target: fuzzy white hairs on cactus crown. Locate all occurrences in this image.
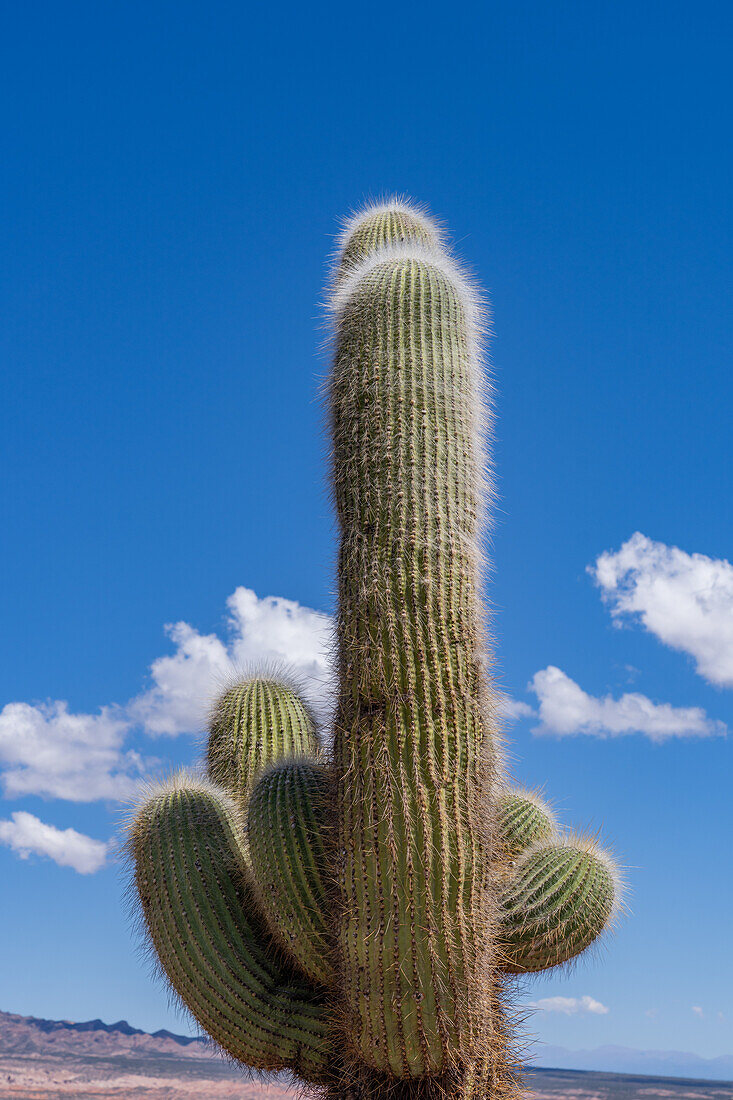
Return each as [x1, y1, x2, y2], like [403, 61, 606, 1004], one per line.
[334, 196, 448, 267]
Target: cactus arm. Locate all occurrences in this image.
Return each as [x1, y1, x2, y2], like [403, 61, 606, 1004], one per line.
[247, 757, 335, 986]
[207, 677, 319, 808]
[496, 790, 556, 859]
[329, 222, 499, 1080]
[129, 775, 331, 1081]
[498, 836, 618, 974]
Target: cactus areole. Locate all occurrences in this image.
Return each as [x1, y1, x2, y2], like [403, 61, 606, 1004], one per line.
[128, 200, 621, 1100]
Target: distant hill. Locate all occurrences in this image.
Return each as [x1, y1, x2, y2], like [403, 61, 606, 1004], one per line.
[0, 1008, 210, 1059]
[534, 1043, 733, 1082]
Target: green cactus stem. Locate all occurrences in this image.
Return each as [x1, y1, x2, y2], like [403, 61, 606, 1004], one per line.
[496, 790, 556, 860]
[329, 234, 499, 1080]
[247, 757, 335, 985]
[337, 198, 443, 274]
[126, 199, 622, 1100]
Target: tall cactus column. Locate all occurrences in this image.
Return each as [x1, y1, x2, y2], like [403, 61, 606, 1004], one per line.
[329, 219, 505, 1092]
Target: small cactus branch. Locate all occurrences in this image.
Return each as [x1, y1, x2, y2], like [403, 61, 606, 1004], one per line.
[129, 775, 331, 1081]
[496, 790, 556, 860]
[248, 757, 335, 986]
[498, 835, 619, 974]
[207, 676, 319, 808]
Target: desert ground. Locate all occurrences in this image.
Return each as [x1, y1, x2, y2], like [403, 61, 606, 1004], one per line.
[2, 1051, 732, 1100]
[1, 1012, 730, 1100]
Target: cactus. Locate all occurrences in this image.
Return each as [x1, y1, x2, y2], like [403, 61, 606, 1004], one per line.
[499, 836, 617, 974]
[207, 676, 319, 808]
[247, 757, 335, 986]
[336, 198, 443, 273]
[496, 790, 556, 859]
[127, 199, 622, 1100]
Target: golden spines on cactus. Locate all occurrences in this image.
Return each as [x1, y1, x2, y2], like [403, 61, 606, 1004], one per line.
[328, 230, 500, 1081]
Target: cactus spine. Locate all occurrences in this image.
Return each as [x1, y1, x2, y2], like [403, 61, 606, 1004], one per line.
[127, 199, 622, 1100]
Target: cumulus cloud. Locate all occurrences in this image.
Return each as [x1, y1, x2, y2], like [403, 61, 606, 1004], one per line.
[499, 696, 536, 722]
[529, 995, 609, 1016]
[128, 621, 233, 737]
[0, 588, 334, 801]
[0, 701, 147, 801]
[692, 1006, 704, 1018]
[529, 666, 726, 741]
[0, 811, 108, 873]
[591, 533, 733, 688]
[130, 587, 334, 735]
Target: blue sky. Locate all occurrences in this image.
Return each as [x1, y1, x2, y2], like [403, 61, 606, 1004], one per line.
[2, 0, 731, 1066]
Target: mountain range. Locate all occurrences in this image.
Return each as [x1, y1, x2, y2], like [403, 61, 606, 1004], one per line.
[1, 1009, 731, 1085]
[0, 1009, 209, 1060]
[533, 1043, 733, 1082]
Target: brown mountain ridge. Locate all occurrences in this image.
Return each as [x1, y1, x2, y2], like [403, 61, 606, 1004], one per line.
[0, 1010, 207, 1059]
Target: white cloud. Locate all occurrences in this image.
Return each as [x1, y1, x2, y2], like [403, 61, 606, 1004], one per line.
[0, 811, 108, 873]
[499, 695, 536, 722]
[130, 587, 334, 735]
[692, 1006, 704, 1018]
[0, 701, 147, 801]
[591, 533, 733, 688]
[530, 995, 609, 1016]
[529, 666, 726, 742]
[226, 588, 333, 691]
[128, 621, 232, 737]
[0, 588, 334, 801]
